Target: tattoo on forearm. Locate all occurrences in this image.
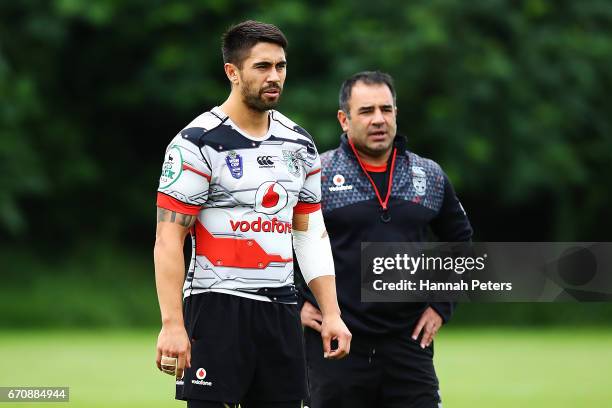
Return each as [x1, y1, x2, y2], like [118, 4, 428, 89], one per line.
[157, 208, 196, 227]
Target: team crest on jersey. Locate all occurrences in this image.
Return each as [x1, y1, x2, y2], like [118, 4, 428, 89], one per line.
[412, 166, 427, 196]
[225, 150, 243, 179]
[254, 181, 289, 215]
[282, 150, 302, 177]
[159, 145, 183, 188]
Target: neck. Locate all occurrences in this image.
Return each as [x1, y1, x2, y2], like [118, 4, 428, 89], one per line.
[219, 92, 270, 137]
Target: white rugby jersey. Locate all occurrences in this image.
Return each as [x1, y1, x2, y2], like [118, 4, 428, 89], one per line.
[157, 107, 321, 303]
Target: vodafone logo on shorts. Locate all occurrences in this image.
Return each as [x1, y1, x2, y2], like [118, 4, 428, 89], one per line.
[192, 367, 213, 387]
[254, 181, 288, 215]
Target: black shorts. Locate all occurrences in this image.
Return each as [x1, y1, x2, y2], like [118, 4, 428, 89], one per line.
[176, 292, 308, 406]
[304, 327, 441, 408]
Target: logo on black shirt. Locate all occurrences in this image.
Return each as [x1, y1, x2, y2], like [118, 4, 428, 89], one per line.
[411, 166, 427, 196]
[329, 173, 353, 192]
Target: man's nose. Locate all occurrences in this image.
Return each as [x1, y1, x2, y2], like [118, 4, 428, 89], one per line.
[267, 68, 281, 83]
[372, 108, 385, 125]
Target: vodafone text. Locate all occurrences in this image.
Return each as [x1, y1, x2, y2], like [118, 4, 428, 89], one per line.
[191, 379, 213, 386]
[230, 217, 292, 234]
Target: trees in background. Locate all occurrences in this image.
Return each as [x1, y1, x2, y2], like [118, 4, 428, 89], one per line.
[2, 0, 611, 243]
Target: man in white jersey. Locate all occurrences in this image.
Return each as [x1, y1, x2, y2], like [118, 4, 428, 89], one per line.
[153, 20, 351, 408]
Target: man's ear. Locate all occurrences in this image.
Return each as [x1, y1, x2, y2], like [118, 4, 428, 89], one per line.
[224, 63, 239, 85]
[337, 110, 350, 132]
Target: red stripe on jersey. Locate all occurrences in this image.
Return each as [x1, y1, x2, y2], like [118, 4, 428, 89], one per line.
[195, 221, 293, 269]
[293, 202, 321, 214]
[306, 168, 321, 177]
[183, 163, 211, 181]
[156, 192, 202, 215]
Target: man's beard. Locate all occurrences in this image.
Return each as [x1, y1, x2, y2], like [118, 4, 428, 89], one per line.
[353, 135, 395, 158]
[241, 82, 282, 112]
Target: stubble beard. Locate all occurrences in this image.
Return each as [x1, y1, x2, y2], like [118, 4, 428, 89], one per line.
[352, 136, 394, 160]
[241, 82, 282, 112]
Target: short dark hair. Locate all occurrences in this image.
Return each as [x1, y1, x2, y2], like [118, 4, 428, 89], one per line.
[339, 71, 396, 115]
[222, 20, 288, 68]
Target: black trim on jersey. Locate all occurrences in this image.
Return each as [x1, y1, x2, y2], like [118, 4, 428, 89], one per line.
[180, 113, 228, 147]
[182, 111, 314, 154]
[209, 109, 226, 122]
[179, 127, 211, 171]
[268, 135, 314, 151]
[270, 113, 314, 142]
[180, 115, 228, 168]
[188, 229, 196, 296]
[196, 124, 316, 153]
[270, 115, 317, 154]
[181, 127, 207, 142]
[292, 125, 314, 142]
[201, 124, 263, 151]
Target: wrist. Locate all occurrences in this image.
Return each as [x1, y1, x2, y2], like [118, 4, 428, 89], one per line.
[161, 317, 184, 327]
[321, 309, 341, 319]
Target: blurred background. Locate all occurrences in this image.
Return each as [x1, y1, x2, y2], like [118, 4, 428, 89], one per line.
[1, 1, 611, 407]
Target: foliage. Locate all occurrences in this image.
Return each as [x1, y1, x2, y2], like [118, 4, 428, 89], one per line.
[1, 0, 611, 242]
[1, 1, 612, 326]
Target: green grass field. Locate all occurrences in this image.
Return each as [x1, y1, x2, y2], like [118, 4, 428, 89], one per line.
[1, 328, 611, 407]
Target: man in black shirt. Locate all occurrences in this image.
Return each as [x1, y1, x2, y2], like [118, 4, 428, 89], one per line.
[299, 71, 473, 408]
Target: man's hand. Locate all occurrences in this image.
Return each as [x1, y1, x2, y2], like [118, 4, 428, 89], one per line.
[156, 322, 191, 379]
[154, 207, 196, 379]
[300, 300, 323, 332]
[304, 275, 352, 360]
[411, 306, 443, 349]
[320, 313, 352, 360]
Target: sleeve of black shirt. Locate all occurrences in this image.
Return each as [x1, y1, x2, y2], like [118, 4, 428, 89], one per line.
[429, 172, 473, 324]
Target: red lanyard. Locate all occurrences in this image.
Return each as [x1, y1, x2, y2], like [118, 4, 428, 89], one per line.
[348, 139, 397, 211]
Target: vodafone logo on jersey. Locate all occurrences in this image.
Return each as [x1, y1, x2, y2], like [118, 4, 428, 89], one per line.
[329, 173, 353, 192]
[230, 217, 292, 234]
[333, 174, 345, 186]
[196, 368, 206, 380]
[254, 181, 288, 215]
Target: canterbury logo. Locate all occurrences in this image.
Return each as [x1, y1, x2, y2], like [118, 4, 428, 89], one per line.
[230, 217, 292, 234]
[257, 156, 275, 166]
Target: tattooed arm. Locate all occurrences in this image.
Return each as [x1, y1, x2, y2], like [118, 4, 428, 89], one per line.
[153, 207, 197, 379]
